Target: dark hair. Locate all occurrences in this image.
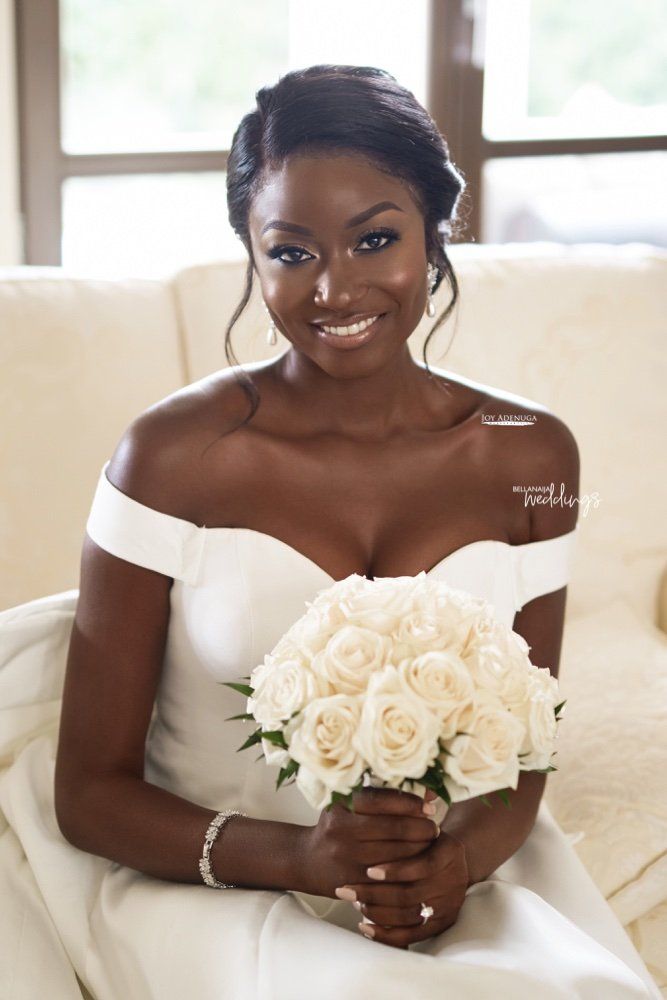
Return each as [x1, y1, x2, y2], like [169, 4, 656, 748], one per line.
[224, 63, 468, 425]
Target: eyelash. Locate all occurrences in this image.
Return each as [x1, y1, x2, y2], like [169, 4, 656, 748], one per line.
[267, 227, 400, 266]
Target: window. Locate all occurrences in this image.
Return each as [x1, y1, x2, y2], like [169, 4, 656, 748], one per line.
[428, 0, 666, 247]
[15, 0, 667, 274]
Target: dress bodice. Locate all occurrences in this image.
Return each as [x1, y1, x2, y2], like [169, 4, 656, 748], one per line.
[85, 461, 578, 828]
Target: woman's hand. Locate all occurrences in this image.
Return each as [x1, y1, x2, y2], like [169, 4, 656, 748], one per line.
[299, 786, 440, 899]
[338, 825, 469, 949]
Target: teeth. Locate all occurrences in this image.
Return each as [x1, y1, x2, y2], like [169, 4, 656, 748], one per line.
[320, 314, 381, 336]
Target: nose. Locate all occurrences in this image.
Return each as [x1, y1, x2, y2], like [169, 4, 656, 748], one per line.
[313, 258, 368, 314]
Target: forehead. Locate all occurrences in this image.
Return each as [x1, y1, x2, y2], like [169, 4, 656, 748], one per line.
[248, 153, 420, 233]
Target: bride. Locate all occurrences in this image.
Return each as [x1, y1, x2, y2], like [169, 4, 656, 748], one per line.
[1, 64, 660, 999]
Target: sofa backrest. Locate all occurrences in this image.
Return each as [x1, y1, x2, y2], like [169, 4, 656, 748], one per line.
[2, 243, 665, 623]
[0, 268, 186, 608]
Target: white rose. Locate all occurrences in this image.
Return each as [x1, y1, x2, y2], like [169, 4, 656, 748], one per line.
[334, 575, 424, 635]
[311, 625, 391, 695]
[285, 695, 366, 807]
[247, 658, 332, 729]
[353, 666, 441, 786]
[293, 764, 330, 812]
[510, 666, 561, 770]
[260, 738, 291, 768]
[308, 573, 370, 609]
[248, 653, 274, 693]
[441, 689, 526, 802]
[281, 606, 337, 660]
[396, 650, 476, 739]
[391, 589, 480, 661]
[461, 622, 533, 704]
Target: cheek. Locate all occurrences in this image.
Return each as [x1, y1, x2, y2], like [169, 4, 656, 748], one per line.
[260, 273, 304, 314]
[387, 265, 423, 300]
[385, 264, 427, 328]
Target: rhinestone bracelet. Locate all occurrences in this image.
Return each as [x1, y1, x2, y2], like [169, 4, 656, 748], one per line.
[198, 809, 246, 889]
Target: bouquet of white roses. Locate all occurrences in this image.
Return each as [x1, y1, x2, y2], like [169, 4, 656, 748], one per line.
[224, 572, 565, 812]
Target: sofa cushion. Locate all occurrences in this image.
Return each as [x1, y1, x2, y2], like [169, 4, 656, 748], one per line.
[545, 597, 667, 926]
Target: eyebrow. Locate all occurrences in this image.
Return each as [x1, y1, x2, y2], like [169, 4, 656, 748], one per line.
[260, 200, 405, 237]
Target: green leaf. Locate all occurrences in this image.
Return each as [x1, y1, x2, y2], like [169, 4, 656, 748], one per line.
[224, 712, 254, 722]
[223, 681, 254, 698]
[554, 700, 567, 716]
[497, 788, 512, 810]
[420, 769, 450, 805]
[419, 773, 441, 792]
[260, 730, 288, 749]
[276, 758, 300, 789]
[326, 790, 355, 813]
[236, 728, 263, 752]
[480, 795, 492, 808]
[534, 764, 558, 773]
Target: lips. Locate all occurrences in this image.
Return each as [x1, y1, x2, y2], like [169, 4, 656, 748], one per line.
[313, 312, 388, 350]
[311, 312, 384, 327]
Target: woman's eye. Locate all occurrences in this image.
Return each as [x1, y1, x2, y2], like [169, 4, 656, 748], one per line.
[267, 245, 314, 265]
[267, 228, 399, 265]
[273, 247, 313, 265]
[358, 229, 399, 251]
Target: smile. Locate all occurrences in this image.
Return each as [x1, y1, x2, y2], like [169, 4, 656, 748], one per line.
[313, 313, 388, 351]
[316, 314, 382, 337]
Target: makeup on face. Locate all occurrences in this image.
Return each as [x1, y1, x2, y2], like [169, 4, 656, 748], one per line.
[249, 155, 429, 353]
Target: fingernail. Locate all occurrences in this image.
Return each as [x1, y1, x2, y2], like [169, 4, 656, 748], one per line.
[352, 900, 362, 911]
[359, 922, 375, 937]
[335, 886, 357, 901]
[422, 802, 437, 815]
[366, 866, 386, 880]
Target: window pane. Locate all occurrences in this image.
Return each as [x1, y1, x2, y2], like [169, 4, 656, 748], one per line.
[481, 151, 666, 245]
[61, 173, 241, 277]
[287, 0, 429, 108]
[483, 0, 667, 140]
[60, 0, 289, 154]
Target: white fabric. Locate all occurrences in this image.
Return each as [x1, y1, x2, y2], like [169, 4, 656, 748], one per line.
[0, 464, 661, 999]
[544, 597, 667, 975]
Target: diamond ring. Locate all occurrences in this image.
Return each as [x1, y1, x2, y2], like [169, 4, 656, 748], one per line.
[419, 902, 434, 925]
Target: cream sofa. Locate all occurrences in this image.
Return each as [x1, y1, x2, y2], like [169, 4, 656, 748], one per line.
[1, 243, 666, 991]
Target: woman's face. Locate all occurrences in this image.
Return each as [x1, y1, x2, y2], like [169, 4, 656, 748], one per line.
[248, 153, 431, 372]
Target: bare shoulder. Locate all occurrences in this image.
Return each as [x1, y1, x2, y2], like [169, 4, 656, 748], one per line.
[431, 369, 580, 538]
[479, 382, 579, 538]
[105, 366, 263, 519]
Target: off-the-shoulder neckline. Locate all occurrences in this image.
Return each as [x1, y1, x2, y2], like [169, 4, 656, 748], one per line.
[99, 461, 578, 582]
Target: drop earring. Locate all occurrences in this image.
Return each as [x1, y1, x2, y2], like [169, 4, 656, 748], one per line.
[426, 262, 438, 318]
[264, 303, 278, 346]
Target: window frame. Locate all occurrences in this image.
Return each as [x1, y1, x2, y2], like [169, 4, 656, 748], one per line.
[15, 0, 667, 264]
[428, 0, 667, 242]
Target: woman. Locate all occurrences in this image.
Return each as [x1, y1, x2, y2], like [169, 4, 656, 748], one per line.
[0, 65, 660, 999]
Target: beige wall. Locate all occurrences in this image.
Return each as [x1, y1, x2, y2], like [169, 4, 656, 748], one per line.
[0, 0, 22, 265]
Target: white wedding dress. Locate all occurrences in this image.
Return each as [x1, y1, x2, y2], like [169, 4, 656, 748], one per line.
[0, 461, 661, 999]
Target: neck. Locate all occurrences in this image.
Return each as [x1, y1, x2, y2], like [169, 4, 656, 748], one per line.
[272, 345, 453, 441]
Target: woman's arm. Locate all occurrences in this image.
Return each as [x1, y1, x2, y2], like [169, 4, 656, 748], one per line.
[438, 412, 581, 887]
[59, 767, 310, 890]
